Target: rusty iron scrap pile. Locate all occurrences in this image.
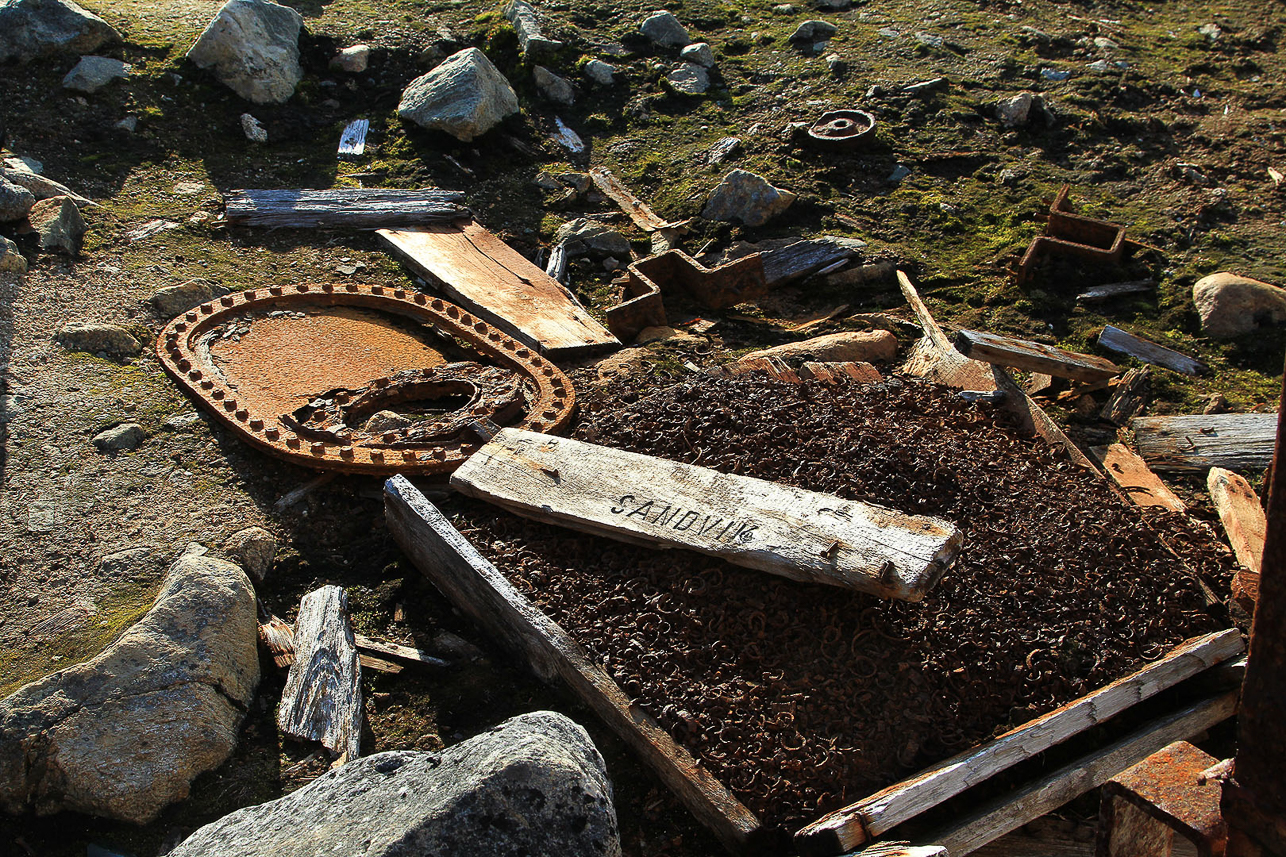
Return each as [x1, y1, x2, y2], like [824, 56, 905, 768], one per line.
[451, 374, 1235, 831]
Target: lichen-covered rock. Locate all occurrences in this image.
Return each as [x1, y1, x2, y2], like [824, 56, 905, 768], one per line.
[397, 48, 519, 142]
[0, 174, 36, 223]
[1193, 272, 1286, 338]
[534, 65, 575, 106]
[701, 169, 797, 227]
[62, 55, 130, 93]
[149, 279, 228, 318]
[0, 236, 26, 274]
[55, 321, 141, 357]
[169, 711, 621, 857]
[0, 0, 119, 63]
[0, 553, 259, 824]
[186, 0, 304, 105]
[222, 526, 276, 582]
[93, 422, 145, 451]
[666, 62, 709, 95]
[640, 10, 690, 46]
[28, 195, 85, 254]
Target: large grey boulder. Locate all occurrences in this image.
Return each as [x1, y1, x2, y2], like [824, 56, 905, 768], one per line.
[0, 174, 36, 223]
[169, 711, 621, 857]
[1193, 272, 1286, 338]
[0, 553, 259, 824]
[701, 169, 797, 227]
[62, 55, 131, 93]
[398, 48, 519, 142]
[640, 10, 690, 46]
[0, 0, 120, 63]
[55, 321, 141, 357]
[186, 0, 304, 105]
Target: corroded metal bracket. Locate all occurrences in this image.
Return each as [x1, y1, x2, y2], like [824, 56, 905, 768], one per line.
[156, 284, 575, 475]
[606, 250, 767, 340]
[1013, 185, 1132, 284]
[1098, 740, 1227, 857]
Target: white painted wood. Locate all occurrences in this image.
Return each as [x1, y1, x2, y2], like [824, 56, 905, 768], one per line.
[450, 428, 963, 601]
[277, 585, 362, 759]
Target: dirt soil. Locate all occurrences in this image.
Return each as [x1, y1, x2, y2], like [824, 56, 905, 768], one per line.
[1, 0, 1282, 853]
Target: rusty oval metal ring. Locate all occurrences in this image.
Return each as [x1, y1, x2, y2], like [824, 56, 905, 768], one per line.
[155, 284, 576, 475]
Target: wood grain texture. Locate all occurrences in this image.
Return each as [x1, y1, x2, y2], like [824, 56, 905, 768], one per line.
[224, 188, 468, 228]
[1089, 443, 1187, 512]
[277, 585, 363, 759]
[589, 166, 685, 231]
[383, 476, 765, 854]
[921, 691, 1238, 856]
[1098, 326, 1206, 376]
[954, 329, 1120, 383]
[378, 221, 620, 358]
[1131, 413, 1279, 473]
[1101, 366, 1151, 426]
[450, 428, 963, 601]
[353, 633, 451, 668]
[1208, 467, 1266, 574]
[794, 630, 1242, 853]
[759, 240, 857, 287]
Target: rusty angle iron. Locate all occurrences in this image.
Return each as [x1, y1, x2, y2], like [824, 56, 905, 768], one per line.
[156, 284, 575, 475]
[1099, 740, 1228, 857]
[1012, 184, 1135, 285]
[606, 249, 768, 341]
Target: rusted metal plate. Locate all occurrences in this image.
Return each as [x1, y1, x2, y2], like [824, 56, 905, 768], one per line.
[156, 284, 575, 475]
[606, 250, 768, 341]
[1100, 740, 1226, 856]
[1013, 185, 1131, 285]
[806, 110, 876, 149]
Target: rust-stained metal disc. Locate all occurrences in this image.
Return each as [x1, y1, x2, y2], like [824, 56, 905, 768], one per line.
[156, 284, 575, 474]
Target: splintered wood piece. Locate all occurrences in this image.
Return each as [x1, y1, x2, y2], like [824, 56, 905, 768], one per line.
[1076, 279, 1153, 303]
[378, 221, 620, 358]
[725, 355, 800, 383]
[589, 166, 687, 232]
[450, 428, 963, 601]
[954, 329, 1120, 383]
[353, 634, 451, 668]
[358, 653, 403, 674]
[383, 476, 765, 853]
[1101, 365, 1151, 425]
[800, 361, 883, 384]
[277, 585, 363, 760]
[1208, 467, 1267, 574]
[1131, 413, 1279, 473]
[1089, 444, 1187, 512]
[1098, 326, 1207, 376]
[224, 188, 468, 228]
[257, 614, 296, 669]
[795, 630, 1242, 853]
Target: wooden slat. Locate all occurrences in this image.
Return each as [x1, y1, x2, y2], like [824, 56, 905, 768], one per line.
[378, 221, 620, 358]
[359, 653, 403, 674]
[1098, 326, 1206, 376]
[589, 167, 685, 232]
[277, 585, 363, 759]
[1131, 413, 1279, 473]
[224, 188, 468, 228]
[794, 630, 1242, 853]
[1089, 443, 1187, 512]
[1208, 467, 1266, 574]
[921, 691, 1239, 856]
[383, 475, 764, 853]
[1076, 280, 1153, 303]
[449, 428, 963, 601]
[354, 633, 451, 668]
[954, 329, 1121, 383]
[759, 240, 857, 287]
[1101, 365, 1150, 426]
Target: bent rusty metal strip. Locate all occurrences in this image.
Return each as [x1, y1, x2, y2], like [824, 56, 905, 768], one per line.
[156, 284, 575, 475]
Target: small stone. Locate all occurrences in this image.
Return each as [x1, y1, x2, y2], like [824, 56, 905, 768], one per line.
[701, 169, 796, 227]
[666, 62, 709, 95]
[398, 48, 519, 142]
[0, 0, 120, 63]
[998, 167, 1024, 185]
[790, 20, 837, 42]
[533, 65, 575, 106]
[163, 412, 203, 430]
[680, 42, 715, 67]
[995, 91, 1037, 127]
[240, 113, 268, 143]
[903, 77, 948, 96]
[62, 55, 130, 93]
[877, 27, 899, 38]
[1093, 36, 1119, 50]
[1198, 23, 1222, 40]
[888, 164, 911, 182]
[186, 0, 304, 104]
[558, 172, 592, 195]
[583, 59, 616, 85]
[93, 422, 146, 451]
[812, 0, 850, 8]
[0, 236, 26, 274]
[914, 31, 944, 48]
[1040, 68, 1072, 81]
[150, 279, 227, 318]
[222, 526, 276, 582]
[555, 218, 631, 258]
[1193, 272, 1286, 338]
[56, 322, 141, 357]
[640, 10, 691, 47]
[772, 4, 796, 13]
[826, 53, 845, 75]
[114, 115, 138, 132]
[707, 136, 741, 164]
[0, 174, 36, 223]
[1203, 393, 1229, 415]
[28, 196, 86, 255]
[364, 410, 412, 433]
[330, 44, 370, 73]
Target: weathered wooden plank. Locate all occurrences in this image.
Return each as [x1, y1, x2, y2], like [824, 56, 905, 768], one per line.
[354, 633, 451, 668]
[1131, 413, 1279, 473]
[450, 428, 963, 601]
[589, 166, 686, 232]
[359, 653, 403, 674]
[1089, 444, 1187, 512]
[224, 188, 468, 229]
[1208, 467, 1266, 574]
[724, 355, 800, 383]
[954, 329, 1120, 383]
[277, 585, 363, 759]
[337, 119, 369, 158]
[1076, 279, 1153, 303]
[921, 691, 1238, 856]
[383, 476, 764, 853]
[257, 613, 296, 669]
[800, 361, 883, 384]
[378, 221, 620, 358]
[794, 630, 1242, 853]
[1098, 326, 1206, 376]
[759, 239, 857, 287]
[1101, 366, 1151, 426]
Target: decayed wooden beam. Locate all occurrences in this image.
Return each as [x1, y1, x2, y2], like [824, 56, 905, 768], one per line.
[1131, 413, 1279, 473]
[1089, 443, 1187, 512]
[759, 239, 858, 287]
[277, 585, 363, 760]
[799, 361, 883, 384]
[1098, 326, 1206, 376]
[721, 355, 800, 383]
[954, 329, 1120, 383]
[353, 633, 451, 668]
[224, 188, 469, 229]
[921, 691, 1239, 856]
[383, 476, 765, 854]
[1101, 365, 1151, 425]
[378, 221, 620, 358]
[450, 428, 963, 601]
[794, 630, 1242, 854]
[1076, 279, 1153, 303]
[589, 166, 687, 232]
[1208, 467, 1266, 574]
[258, 613, 296, 669]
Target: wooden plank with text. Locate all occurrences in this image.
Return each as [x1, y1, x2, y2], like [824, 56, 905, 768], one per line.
[450, 428, 963, 601]
[954, 329, 1121, 383]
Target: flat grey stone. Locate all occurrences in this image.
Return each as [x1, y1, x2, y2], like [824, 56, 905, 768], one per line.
[0, 0, 120, 63]
[505, 0, 563, 55]
[666, 62, 709, 95]
[93, 422, 145, 451]
[62, 55, 130, 92]
[150, 279, 228, 318]
[398, 47, 519, 142]
[56, 321, 141, 357]
[555, 218, 631, 258]
[790, 20, 837, 42]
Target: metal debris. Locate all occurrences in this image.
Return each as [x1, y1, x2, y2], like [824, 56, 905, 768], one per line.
[806, 109, 876, 149]
[1012, 185, 1134, 284]
[606, 249, 768, 340]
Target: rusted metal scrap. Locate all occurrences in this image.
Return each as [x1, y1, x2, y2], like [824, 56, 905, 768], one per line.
[606, 249, 767, 340]
[1013, 185, 1135, 284]
[806, 109, 876, 150]
[1098, 740, 1227, 857]
[156, 284, 574, 475]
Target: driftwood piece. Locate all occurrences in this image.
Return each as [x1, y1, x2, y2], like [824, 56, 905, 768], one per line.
[795, 630, 1242, 854]
[1208, 467, 1266, 574]
[337, 119, 369, 158]
[224, 188, 469, 229]
[1098, 326, 1206, 376]
[1101, 365, 1151, 425]
[589, 166, 686, 232]
[450, 428, 963, 601]
[1089, 443, 1187, 512]
[277, 585, 363, 760]
[1076, 279, 1153, 303]
[759, 240, 858, 287]
[799, 361, 883, 384]
[353, 634, 451, 668]
[954, 329, 1120, 383]
[922, 691, 1239, 856]
[378, 221, 620, 358]
[359, 653, 402, 674]
[383, 476, 765, 853]
[1131, 413, 1279, 473]
[258, 613, 295, 669]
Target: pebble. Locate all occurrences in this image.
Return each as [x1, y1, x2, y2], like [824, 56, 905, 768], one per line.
[93, 423, 146, 452]
[240, 113, 267, 143]
[583, 59, 616, 85]
[680, 42, 715, 68]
